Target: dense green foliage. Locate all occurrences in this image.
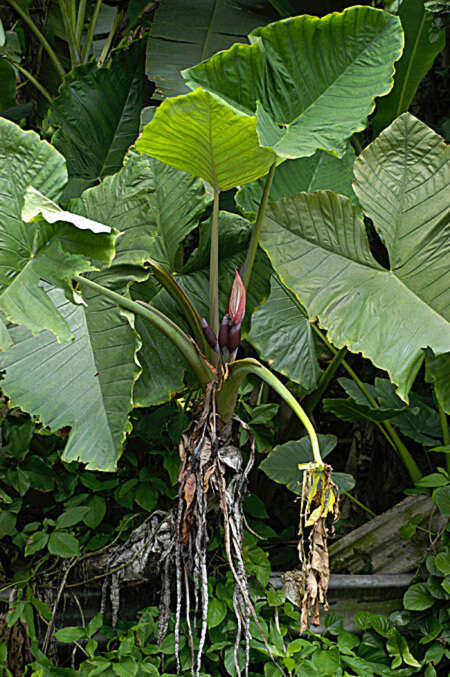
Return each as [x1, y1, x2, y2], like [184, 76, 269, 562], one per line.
[0, 0, 448, 675]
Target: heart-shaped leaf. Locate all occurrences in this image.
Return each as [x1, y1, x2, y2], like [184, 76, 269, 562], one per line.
[136, 88, 275, 191]
[184, 6, 403, 158]
[260, 115, 450, 401]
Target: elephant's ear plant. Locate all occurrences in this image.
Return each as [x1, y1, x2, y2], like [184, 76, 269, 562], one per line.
[0, 5, 407, 675]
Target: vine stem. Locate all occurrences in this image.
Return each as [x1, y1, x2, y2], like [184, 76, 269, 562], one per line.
[6, 0, 66, 79]
[73, 274, 214, 387]
[209, 189, 220, 356]
[311, 325, 422, 483]
[242, 161, 276, 289]
[0, 50, 53, 104]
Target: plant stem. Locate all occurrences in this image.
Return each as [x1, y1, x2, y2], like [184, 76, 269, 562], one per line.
[147, 257, 210, 357]
[303, 346, 347, 414]
[343, 491, 377, 518]
[58, 0, 81, 66]
[217, 358, 323, 466]
[73, 274, 214, 387]
[0, 50, 53, 104]
[311, 325, 422, 483]
[97, 8, 121, 66]
[209, 189, 220, 353]
[242, 161, 276, 289]
[75, 0, 88, 49]
[80, 0, 102, 63]
[437, 397, 450, 474]
[6, 0, 66, 80]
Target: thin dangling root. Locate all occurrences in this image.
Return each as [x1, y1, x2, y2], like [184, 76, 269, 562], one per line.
[173, 387, 287, 677]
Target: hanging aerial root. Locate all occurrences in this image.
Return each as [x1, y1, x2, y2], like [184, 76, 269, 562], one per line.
[297, 463, 340, 634]
[173, 389, 287, 677]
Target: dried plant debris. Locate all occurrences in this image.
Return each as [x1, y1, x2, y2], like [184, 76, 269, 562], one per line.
[297, 463, 339, 633]
[97, 510, 173, 628]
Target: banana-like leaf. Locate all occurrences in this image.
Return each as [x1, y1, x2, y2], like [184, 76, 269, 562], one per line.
[183, 6, 403, 158]
[372, 0, 446, 135]
[247, 276, 320, 392]
[260, 114, 450, 401]
[46, 40, 153, 199]
[236, 145, 356, 218]
[0, 118, 106, 346]
[146, 0, 269, 99]
[0, 285, 139, 471]
[136, 88, 275, 191]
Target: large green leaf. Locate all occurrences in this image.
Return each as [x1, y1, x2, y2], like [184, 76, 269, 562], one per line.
[146, 0, 270, 98]
[183, 6, 403, 158]
[0, 285, 139, 471]
[236, 145, 356, 218]
[247, 276, 320, 392]
[372, 0, 446, 135]
[135, 88, 275, 191]
[0, 118, 100, 346]
[260, 114, 450, 401]
[47, 40, 153, 199]
[0, 152, 180, 469]
[143, 157, 207, 271]
[71, 151, 158, 270]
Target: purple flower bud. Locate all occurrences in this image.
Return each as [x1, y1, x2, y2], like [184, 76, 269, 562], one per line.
[227, 322, 241, 352]
[201, 318, 218, 350]
[219, 314, 230, 351]
[228, 271, 246, 326]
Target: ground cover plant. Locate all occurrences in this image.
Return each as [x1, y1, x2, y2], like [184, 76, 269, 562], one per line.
[0, 1, 448, 675]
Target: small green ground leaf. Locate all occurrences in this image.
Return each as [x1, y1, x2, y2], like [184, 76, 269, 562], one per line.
[248, 276, 320, 392]
[207, 598, 227, 629]
[136, 88, 275, 191]
[47, 40, 153, 199]
[48, 531, 80, 557]
[403, 583, 434, 611]
[0, 285, 140, 471]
